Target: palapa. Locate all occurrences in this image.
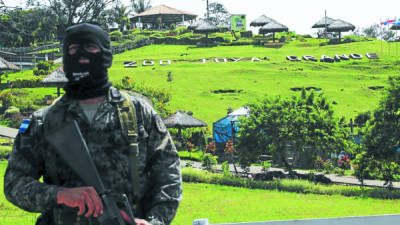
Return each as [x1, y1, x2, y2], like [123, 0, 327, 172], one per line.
[259, 21, 289, 42]
[390, 24, 400, 30]
[188, 19, 207, 30]
[326, 19, 355, 41]
[194, 21, 219, 39]
[163, 110, 207, 128]
[131, 5, 197, 24]
[250, 15, 275, 27]
[326, 19, 355, 32]
[41, 66, 67, 97]
[0, 56, 19, 70]
[311, 16, 336, 28]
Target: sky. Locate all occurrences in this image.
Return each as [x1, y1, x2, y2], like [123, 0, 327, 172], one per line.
[4, 0, 400, 35]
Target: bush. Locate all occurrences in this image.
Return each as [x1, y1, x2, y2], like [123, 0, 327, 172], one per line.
[11, 77, 42, 88]
[0, 145, 13, 160]
[4, 106, 20, 116]
[110, 31, 123, 41]
[0, 91, 15, 111]
[37, 60, 51, 71]
[200, 153, 218, 171]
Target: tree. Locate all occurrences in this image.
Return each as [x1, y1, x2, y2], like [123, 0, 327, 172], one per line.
[113, 5, 131, 32]
[0, 7, 57, 47]
[236, 89, 353, 174]
[363, 76, 400, 187]
[27, 0, 115, 26]
[362, 24, 379, 38]
[206, 2, 230, 27]
[131, 0, 151, 14]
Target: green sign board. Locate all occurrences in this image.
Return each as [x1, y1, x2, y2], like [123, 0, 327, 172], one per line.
[231, 14, 246, 31]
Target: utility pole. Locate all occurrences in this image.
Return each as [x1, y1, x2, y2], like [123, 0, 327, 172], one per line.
[324, 10, 327, 39]
[207, 0, 209, 19]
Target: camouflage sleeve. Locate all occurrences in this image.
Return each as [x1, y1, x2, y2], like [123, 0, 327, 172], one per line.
[4, 114, 63, 213]
[142, 106, 182, 225]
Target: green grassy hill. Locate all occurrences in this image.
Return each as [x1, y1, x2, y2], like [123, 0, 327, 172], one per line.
[4, 38, 400, 128]
[110, 39, 399, 127]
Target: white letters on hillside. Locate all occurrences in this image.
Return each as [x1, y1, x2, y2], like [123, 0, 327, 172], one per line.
[124, 53, 377, 68]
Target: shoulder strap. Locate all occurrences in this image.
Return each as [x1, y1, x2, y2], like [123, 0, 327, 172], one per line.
[38, 98, 66, 186]
[116, 91, 140, 200]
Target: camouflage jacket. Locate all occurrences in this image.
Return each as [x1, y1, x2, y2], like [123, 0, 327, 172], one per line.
[4, 87, 182, 225]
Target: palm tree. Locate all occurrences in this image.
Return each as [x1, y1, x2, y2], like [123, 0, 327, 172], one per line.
[131, 0, 152, 14]
[113, 5, 131, 31]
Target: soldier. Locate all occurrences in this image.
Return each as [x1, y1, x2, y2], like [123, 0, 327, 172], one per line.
[4, 23, 182, 225]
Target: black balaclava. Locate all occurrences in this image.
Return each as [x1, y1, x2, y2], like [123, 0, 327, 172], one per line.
[63, 23, 112, 100]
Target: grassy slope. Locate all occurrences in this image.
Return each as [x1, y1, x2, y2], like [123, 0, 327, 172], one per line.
[3, 38, 399, 128]
[1, 161, 400, 225]
[110, 39, 399, 127]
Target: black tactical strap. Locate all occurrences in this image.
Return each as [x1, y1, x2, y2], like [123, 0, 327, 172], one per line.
[117, 91, 140, 200]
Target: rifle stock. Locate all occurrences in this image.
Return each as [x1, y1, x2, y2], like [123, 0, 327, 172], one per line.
[45, 120, 135, 225]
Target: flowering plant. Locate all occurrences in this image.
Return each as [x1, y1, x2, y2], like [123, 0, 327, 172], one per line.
[338, 155, 351, 169]
[206, 142, 216, 153]
[224, 140, 236, 153]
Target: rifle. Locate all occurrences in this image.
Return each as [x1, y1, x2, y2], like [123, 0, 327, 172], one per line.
[45, 120, 136, 225]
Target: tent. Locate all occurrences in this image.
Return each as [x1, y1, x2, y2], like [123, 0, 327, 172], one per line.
[213, 107, 250, 143]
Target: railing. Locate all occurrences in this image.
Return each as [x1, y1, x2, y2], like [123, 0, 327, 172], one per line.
[193, 214, 400, 225]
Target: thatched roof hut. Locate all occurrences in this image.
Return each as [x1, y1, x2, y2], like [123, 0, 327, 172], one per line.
[250, 15, 275, 27]
[259, 21, 289, 42]
[326, 19, 355, 32]
[390, 24, 400, 30]
[311, 16, 336, 28]
[0, 56, 19, 71]
[188, 19, 207, 30]
[326, 19, 355, 41]
[163, 110, 207, 128]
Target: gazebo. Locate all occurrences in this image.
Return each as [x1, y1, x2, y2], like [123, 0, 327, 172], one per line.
[130, 5, 197, 28]
[250, 15, 275, 27]
[163, 110, 207, 137]
[259, 21, 289, 42]
[326, 19, 355, 41]
[188, 19, 207, 31]
[0, 56, 19, 71]
[391, 24, 400, 30]
[311, 16, 336, 29]
[194, 21, 219, 39]
[41, 66, 67, 97]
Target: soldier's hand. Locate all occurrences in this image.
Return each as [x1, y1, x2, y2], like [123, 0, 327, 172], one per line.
[120, 210, 152, 225]
[57, 186, 104, 218]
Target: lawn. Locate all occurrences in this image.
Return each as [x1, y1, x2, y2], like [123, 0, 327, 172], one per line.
[1, 161, 400, 225]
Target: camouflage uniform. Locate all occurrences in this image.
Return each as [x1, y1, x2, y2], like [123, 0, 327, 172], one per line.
[4, 87, 182, 225]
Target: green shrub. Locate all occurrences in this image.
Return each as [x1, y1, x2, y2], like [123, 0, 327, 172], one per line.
[200, 153, 218, 171]
[11, 77, 42, 88]
[110, 31, 123, 41]
[221, 161, 232, 177]
[4, 106, 20, 116]
[0, 91, 15, 111]
[37, 60, 51, 71]
[0, 145, 12, 160]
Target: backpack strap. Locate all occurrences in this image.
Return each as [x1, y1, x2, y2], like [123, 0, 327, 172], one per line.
[36, 96, 66, 186]
[116, 91, 140, 200]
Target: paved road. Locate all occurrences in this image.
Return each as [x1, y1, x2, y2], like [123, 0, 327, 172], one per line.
[181, 160, 400, 189]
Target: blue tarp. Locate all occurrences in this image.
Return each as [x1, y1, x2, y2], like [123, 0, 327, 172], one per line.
[213, 107, 249, 143]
